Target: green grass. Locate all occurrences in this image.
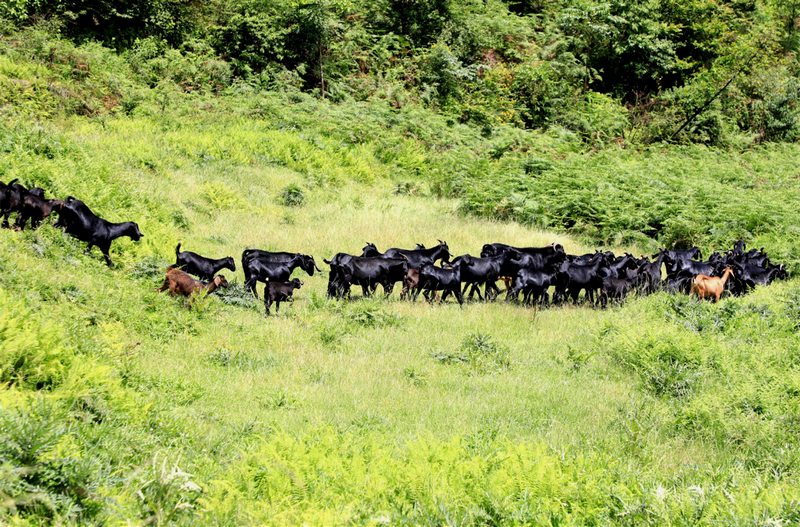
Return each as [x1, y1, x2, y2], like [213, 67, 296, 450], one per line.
[2, 30, 800, 526]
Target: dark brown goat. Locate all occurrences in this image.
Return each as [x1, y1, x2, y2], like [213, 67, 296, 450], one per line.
[16, 195, 62, 230]
[264, 278, 303, 315]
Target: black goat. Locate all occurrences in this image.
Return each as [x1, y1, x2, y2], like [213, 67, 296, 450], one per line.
[242, 249, 319, 296]
[53, 197, 142, 267]
[599, 276, 636, 308]
[324, 254, 407, 299]
[0, 179, 29, 228]
[382, 240, 450, 269]
[413, 263, 463, 305]
[264, 278, 303, 315]
[553, 254, 609, 305]
[244, 254, 315, 298]
[451, 254, 503, 301]
[508, 269, 556, 306]
[174, 243, 235, 282]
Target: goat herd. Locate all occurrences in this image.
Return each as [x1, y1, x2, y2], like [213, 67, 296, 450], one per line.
[0, 178, 790, 315]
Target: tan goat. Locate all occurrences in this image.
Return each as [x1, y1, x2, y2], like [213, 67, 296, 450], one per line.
[690, 266, 734, 302]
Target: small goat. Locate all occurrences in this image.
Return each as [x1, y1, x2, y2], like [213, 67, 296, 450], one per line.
[264, 278, 303, 315]
[690, 267, 734, 302]
[16, 195, 62, 230]
[158, 267, 229, 298]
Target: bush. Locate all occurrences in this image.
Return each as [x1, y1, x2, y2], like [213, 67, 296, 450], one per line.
[135, 456, 203, 525]
[0, 291, 66, 390]
[127, 37, 232, 91]
[558, 91, 629, 146]
[279, 184, 305, 207]
[0, 399, 103, 522]
[434, 333, 511, 374]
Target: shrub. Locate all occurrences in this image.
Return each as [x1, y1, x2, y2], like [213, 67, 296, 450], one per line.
[279, 183, 305, 207]
[0, 291, 66, 390]
[0, 399, 103, 522]
[344, 302, 399, 328]
[558, 91, 629, 146]
[135, 456, 203, 525]
[434, 333, 511, 374]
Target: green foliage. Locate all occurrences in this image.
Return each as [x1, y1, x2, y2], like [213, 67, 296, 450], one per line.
[135, 456, 203, 525]
[0, 399, 103, 522]
[3, 0, 799, 144]
[279, 183, 305, 207]
[434, 333, 511, 374]
[0, 291, 66, 390]
[598, 289, 800, 471]
[457, 143, 800, 268]
[558, 91, 629, 146]
[344, 301, 399, 328]
[21, 0, 191, 46]
[127, 38, 232, 92]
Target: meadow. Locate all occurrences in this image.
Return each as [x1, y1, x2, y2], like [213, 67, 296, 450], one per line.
[2, 29, 800, 525]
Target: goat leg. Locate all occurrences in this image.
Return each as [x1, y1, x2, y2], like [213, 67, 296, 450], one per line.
[246, 278, 259, 299]
[98, 242, 113, 267]
[454, 287, 464, 306]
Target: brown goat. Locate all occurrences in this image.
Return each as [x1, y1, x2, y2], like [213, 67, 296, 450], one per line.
[401, 268, 420, 300]
[690, 267, 734, 302]
[158, 267, 229, 298]
[16, 196, 62, 230]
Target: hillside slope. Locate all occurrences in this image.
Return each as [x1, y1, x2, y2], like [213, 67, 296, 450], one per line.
[2, 31, 800, 526]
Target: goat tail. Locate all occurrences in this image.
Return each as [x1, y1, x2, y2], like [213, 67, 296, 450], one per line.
[175, 242, 182, 257]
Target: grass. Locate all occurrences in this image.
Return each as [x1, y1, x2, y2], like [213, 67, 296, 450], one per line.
[2, 29, 800, 525]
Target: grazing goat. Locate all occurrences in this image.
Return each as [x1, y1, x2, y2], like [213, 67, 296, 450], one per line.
[264, 278, 303, 315]
[174, 242, 236, 281]
[690, 267, 734, 302]
[158, 267, 229, 298]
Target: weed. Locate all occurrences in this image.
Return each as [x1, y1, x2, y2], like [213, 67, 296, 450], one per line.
[279, 183, 305, 206]
[402, 366, 428, 387]
[135, 456, 202, 525]
[434, 333, 511, 374]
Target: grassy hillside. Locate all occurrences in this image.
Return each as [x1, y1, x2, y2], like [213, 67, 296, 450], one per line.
[2, 30, 800, 525]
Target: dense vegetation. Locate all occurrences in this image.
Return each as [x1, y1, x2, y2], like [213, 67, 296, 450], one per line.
[4, 0, 800, 145]
[1, 2, 800, 525]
